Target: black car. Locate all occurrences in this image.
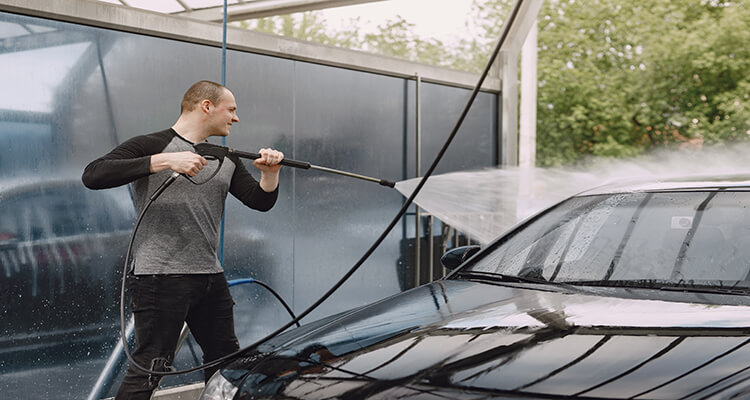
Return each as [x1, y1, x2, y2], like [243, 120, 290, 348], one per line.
[200, 174, 750, 400]
[0, 178, 135, 357]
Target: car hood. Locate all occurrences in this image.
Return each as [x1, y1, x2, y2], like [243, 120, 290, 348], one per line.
[226, 280, 750, 399]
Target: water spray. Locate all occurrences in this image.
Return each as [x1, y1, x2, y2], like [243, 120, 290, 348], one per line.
[397, 143, 750, 245]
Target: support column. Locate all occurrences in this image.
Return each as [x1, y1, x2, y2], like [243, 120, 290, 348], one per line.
[414, 73, 422, 287]
[500, 50, 519, 167]
[519, 20, 537, 172]
[518, 20, 538, 220]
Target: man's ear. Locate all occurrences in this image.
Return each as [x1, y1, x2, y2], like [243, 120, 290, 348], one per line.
[200, 100, 212, 114]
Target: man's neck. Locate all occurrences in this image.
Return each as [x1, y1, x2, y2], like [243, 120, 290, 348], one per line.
[172, 117, 209, 143]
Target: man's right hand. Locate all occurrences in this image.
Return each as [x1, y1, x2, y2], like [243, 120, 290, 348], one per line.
[150, 151, 208, 177]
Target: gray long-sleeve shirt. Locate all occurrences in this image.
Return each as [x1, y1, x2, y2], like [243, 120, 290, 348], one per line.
[82, 128, 278, 275]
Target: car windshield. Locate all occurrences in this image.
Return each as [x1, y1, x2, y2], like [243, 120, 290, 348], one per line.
[464, 190, 750, 290]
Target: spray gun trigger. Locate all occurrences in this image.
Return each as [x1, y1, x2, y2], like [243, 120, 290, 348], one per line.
[194, 142, 229, 161]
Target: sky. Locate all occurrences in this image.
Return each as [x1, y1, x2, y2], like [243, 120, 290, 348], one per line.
[316, 0, 478, 46]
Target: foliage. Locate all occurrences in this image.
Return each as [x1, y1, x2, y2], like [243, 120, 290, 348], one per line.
[361, 17, 451, 67]
[240, 13, 473, 69]
[499, 0, 749, 166]
[236, 13, 360, 48]
[238, 0, 750, 166]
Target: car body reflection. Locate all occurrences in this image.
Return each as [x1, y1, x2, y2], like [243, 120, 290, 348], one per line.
[201, 174, 750, 400]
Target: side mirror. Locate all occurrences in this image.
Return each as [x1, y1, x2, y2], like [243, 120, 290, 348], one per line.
[440, 245, 481, 270]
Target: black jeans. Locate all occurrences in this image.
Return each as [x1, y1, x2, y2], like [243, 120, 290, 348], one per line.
[115, 273, 240, 400]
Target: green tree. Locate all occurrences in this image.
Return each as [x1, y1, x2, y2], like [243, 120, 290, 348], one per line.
[515, 0, 749, 165]
[466, 0, 749, 166]
[237, 13, 360, 48]
[360, 16, 465, 67]
[534, 0, 656, 165]
[633, 1, 750, 147]
[238, 1, 750, 167]
[241, 13, 462, 68]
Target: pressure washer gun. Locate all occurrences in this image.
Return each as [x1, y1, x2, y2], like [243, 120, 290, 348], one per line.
[193, 142, 396, 188]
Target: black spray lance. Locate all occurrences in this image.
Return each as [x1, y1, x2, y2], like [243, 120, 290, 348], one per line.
[194, 142, 396, 187]
[149, 142, 395, 204]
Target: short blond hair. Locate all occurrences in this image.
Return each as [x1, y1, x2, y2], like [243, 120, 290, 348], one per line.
[180, 80, 229, 114]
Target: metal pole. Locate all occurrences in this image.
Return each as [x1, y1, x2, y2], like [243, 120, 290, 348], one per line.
[428, 215, 434, 280]
[414, 73, 422, 287]
[308, 165, 394, 186]
[219, 0, 228, 265]
[441, 223, 450, 277]
[86, 318, 134, 400]
[175, 323, 191, 358]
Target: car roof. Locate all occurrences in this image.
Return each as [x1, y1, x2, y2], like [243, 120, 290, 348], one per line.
[578, 172, 750, 196]
[0, 176, 85, 197]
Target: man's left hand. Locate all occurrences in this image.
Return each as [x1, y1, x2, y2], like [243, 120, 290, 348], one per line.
[254, 148, 284, 173]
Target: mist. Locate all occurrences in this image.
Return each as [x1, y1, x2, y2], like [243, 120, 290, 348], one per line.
[395, 142, 750, 244]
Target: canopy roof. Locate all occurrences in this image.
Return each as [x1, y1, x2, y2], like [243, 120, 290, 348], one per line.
[94, 0, 386, 22]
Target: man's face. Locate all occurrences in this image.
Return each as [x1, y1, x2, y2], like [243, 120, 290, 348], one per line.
[208, 89, 239, 137]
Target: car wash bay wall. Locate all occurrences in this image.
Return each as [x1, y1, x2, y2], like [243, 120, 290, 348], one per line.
[0, 9, 497, 398]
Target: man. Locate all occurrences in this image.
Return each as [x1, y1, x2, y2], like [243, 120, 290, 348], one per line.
[82, 80, 283, 399]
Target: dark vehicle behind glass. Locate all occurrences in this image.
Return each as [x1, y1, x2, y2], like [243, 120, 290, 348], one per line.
[0, 177, 277, 377]
[201, 175, 750, 400]
[0, 179, 134, 367]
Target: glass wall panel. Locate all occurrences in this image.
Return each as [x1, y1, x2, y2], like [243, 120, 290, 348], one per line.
[0, 12, 137, 399]
[222, 52, 297, 344]
[291, 63, 408, 321]
[399, 81, 498, 288]
[0, 9, 497, 399]
[410, 83, 497, 176]
[0, 11, 228, 396]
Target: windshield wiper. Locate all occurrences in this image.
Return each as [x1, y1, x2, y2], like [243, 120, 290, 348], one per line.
[456, 270, 555, 285]
[657, 286, 750, 296]
[563, 279, 660, 289]
[562, 279, 750, 295]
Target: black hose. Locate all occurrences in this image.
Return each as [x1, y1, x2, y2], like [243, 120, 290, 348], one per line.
[120, 171, 307, 377]
[228, 278, 301, 328]
[234, 0, 526, 357]
[119, 0, 526, 377]
[253, 280, 300, 327]
[119, 184, 167, 377]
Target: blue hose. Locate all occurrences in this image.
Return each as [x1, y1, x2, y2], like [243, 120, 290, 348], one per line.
[219, 0, 228, 265]
[228, 278, 254, 287]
